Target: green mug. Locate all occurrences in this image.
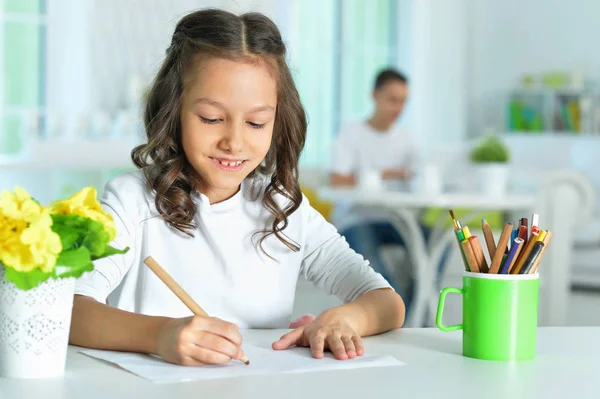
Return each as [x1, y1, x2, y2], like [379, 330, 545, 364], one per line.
[436, 271, 539, 361]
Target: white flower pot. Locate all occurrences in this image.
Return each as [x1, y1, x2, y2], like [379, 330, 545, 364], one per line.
[0, 267, 75, 379]
[476, 163, 509, 197]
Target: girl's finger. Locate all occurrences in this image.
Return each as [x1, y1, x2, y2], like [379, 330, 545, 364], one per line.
[326, 334, 348, 360]
[188, 345, 232, 365]
[341, 335, 356, 358]
[308, 330, 327, 359]
[272, 327, 305, 350]
[352, 335, 365, 356]
[195, 331, 242, 360]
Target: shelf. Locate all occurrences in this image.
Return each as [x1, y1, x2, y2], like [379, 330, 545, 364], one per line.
[0, 139, 138, 170]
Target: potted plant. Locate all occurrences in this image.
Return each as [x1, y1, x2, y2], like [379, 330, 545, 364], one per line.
[0, 186, 128, 379]
[470, 136, 511, 196]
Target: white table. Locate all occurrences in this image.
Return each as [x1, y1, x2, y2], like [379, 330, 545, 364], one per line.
[318, 173, 594, 327]
[1, 328, 598, 399]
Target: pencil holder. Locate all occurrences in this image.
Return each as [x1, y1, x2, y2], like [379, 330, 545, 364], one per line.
[436, 272, 539, 361]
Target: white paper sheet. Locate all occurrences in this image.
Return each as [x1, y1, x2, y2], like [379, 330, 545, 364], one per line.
[80, 342, 405, 383]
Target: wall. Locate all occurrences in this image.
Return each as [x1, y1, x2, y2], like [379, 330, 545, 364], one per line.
[467, 0, 600, 136]
[407, 0, 468, 155]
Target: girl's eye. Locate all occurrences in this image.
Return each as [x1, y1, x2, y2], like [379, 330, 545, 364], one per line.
[200, 116, 220, 124]
[247, 122, 266, 129]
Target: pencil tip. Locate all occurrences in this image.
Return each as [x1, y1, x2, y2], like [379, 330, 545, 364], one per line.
[482, 218, 486, 222]
[244, 360, 250, 365]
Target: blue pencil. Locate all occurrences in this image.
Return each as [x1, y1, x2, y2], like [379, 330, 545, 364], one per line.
[500, 237, 524, 274]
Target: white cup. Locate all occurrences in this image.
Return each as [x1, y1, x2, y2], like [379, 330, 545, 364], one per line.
[421, 163, 442, 195]
[358, 168, 383, 190]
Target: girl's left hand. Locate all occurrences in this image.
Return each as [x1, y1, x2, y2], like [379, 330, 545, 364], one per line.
[272, 311, 364, 360]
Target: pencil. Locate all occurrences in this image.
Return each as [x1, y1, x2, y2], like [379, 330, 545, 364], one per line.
[461, 226, 471, 240]
[519, 242, 545, 274]
[489, 223, 513, 274]
[530, 230, 553, 273]
[143, 256, 250, 365]
[455, 229, 470, 271]
[531, 213, 539, 230]
[518, 225, 528, 245]
[461, 239, 480, 273]
[469, 236, 489, 273]
[510, 230, 540, 274]
[481, 218, 496, 261]
[500, 237, 524, 274]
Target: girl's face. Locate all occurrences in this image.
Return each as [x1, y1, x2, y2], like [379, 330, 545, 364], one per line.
[180, 57, 277, 204]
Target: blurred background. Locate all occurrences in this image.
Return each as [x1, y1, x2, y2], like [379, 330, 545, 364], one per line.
[1, 0, 599, 325]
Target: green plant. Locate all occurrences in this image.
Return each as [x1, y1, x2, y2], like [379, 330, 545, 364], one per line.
[0, 186, 129, 290]
[470, 136, 510, 163]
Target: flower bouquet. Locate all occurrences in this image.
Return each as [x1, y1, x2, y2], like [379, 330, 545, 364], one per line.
[0, 186, 128, 379]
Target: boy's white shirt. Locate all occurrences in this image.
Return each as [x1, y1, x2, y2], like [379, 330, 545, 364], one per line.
[75, 171, 391, 328]
[330, 120, 418, 231]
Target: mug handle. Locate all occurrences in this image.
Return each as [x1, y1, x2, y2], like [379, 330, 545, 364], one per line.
[436, 287, 464, 332]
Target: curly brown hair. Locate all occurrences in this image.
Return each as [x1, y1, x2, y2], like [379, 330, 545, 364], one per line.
[131, 9, 307, 255]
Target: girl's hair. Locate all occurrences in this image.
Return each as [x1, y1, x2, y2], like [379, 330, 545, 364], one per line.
[131, 9, 307, 254]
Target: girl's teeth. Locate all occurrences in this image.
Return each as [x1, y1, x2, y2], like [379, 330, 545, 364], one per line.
[218, 160, 243, 166]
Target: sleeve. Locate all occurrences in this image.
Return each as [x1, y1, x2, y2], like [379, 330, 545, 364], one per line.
[330, 125, 357, 176]
[74, 179, 137, 303]
[299, 195, 393, 303]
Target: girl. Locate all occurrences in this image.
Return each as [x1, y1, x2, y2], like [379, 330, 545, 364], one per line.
[70, 8, 405, 366]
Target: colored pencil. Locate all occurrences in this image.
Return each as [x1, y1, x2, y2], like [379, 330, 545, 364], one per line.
[489, 223, 513, 274]
[469, 236, 489, 273]
[511, 230, 540, 274]
[481, 218, 496, 261]
[461, 239, 480, 273]
[500, 237, 524, 274]
[530, 231, 553, 273]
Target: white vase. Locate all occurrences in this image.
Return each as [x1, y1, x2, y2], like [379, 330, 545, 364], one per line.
[476, 163, 509, 197]
[0, 267, 75, 379]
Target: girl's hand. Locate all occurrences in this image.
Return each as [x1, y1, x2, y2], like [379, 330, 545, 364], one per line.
[272, 310, 364, 360]
[155, 316, 244, 366]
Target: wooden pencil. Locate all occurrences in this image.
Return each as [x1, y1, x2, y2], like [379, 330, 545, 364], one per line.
[530, 231, 553, 274]
[143, 256, 250, 365]
[481, 219, 496, 262]
[468, 236, 489, 273]
[489, 223, 513, 274]
[461, 240, 480, 273]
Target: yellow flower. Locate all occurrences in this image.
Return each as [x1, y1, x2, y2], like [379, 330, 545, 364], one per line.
[49, 187, 117, 241]
[0, 187, 62, 273]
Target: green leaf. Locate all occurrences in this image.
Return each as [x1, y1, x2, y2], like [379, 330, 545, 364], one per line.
[51, 214, 110, 257]
[51, 222, 82, 250]
[4, 266, 52, 291]
[92, 245, 129, 261]
[51, 214, 87, 249]
[81, 221, 110, 257]
[54, 246, 93, 279]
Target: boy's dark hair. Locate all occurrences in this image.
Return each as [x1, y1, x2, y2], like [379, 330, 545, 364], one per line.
[374, 68, 408, 90]
[131, 9, 307, 254]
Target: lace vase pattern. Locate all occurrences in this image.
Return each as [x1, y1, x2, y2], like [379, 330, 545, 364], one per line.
[0, 266, 75, 379]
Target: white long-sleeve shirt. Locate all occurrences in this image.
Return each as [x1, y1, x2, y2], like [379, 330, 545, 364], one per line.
[74, 171, 392, 328]
[330, 121, 418, 231]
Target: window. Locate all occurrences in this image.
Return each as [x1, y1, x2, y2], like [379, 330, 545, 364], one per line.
[0, 0, 45, 157]
[286, 0, 398, 168]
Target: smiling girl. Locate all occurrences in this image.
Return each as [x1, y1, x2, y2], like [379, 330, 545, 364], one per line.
[69, 8, 405, 366]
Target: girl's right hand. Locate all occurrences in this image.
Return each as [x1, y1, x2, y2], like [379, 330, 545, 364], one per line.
[155, 316, 244, 366]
